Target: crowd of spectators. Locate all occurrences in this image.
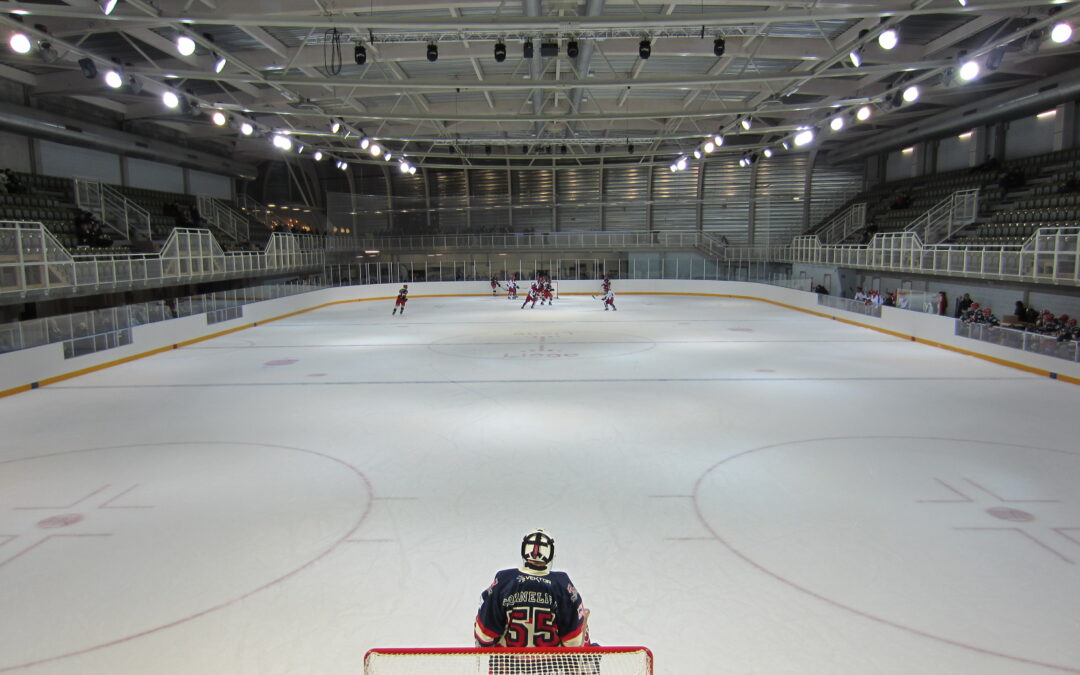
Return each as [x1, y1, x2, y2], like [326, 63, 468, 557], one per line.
[853, 286, 906, 308]
[957, 295, 1079, 342]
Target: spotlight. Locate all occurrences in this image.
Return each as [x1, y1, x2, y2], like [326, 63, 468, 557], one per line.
[214, 55, 227, 73]
[9, 32, 32, 55]
[831, 117, 845, 131]
[272, 134, 293, 150]
[494, 41, 506, 62]
[794, 129, 814, 146]
[782, 140, 790, 150]
[176, 35, 196, 56]
[162, 91, 179, 108]
[567, 40, 579, 58]
[240, 122, 253, 136]
[958, 60, 980, 81]
[385, 152, 392, 161]
[523, 39, 533, 58]
[399, 161, 410, 174]
[693, 149, 702, 159]
[370, 143, 382, 157]
[354, 43, 366, 65]
[703, 141, 715, 153]
[849, 50, 862, 67]
[713, 37, 726, 57]
[638, 39, 651, 59]
[104, 69, 123, 88]
[78, 58, 97, 78]
[426, 43, 438, 62]
[360, 137, 370, 150]
[676, 156, 688, 171]
[409, 165, 417, 175]
[740, 117, 751, 130]
[314, 151, 323, 161]
[211, 110, 227, 126]
[100, 0, 119, 15]
[738, 157, 747, 168]
[878, 29, 898, 50]
[957, 0, 967, 4]
[1051, 22, 1073, 44]
[670, 163, 677, 173]
[763, 148, 773, 158]
[713, 134, 724, 146]
[331, 120, 341, 134]
[902, 84, 920, 103]
[338, 161, 348, 171]
[856, 105, 872, 121]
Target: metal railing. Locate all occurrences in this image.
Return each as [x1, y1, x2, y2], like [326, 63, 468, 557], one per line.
[905, 189, 979, 244]
[956, 322, 1079, 363]
[788, 226, 1078, 285]
[237, 193, 286, 232]
[73, 178, 152, 242]
[196, 195, 251, 242]
[0, 282, 323, 357]
[357, 230, 718, 253]
[0, 222, 326, 299]
[817, 203, 867, 244]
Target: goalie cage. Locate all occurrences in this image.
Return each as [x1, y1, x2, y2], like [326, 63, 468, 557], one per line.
[363, 646, 653, 675]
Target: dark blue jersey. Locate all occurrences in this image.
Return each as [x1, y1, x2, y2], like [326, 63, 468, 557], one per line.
[474, 568, 586, 648]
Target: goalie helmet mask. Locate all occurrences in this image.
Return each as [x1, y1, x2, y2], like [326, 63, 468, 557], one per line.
[521, 529, 555, 571]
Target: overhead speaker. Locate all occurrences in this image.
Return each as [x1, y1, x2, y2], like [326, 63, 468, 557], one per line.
[494, 41, 506, 62]
[523, 40, 534, 58]
[567, 40, 579, 58]
[713, 37, 726, 57]
[540, 42, 559, 57]
[354, 43, 366, 65]
[78, 57, 97, 78]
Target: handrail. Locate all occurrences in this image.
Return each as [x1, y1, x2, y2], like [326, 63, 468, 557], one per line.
[0, 221, 324, 299]
[905, 189, 979, 244]
[196, 195, 251, 242]
[817, 203, 867, 244]
[73, 178, 151, 242]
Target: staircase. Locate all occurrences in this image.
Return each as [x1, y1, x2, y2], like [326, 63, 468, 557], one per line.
[73, 178, 152, 243]
[196, 195, 250, 244]
[817, 203, 867, 244]
[905, 189, 979, 244]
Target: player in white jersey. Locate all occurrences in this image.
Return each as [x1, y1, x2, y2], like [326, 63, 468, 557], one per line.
[506, 276, 518, 300]
[521, 286, 539, 309]
[602, 289, 616, 311]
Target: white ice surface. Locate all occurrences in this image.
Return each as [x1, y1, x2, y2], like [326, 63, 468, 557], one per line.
[1, 294, 1079, 674]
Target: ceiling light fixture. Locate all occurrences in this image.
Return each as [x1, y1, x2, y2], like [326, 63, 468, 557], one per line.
[856, 105, 872, 121]
[272, 134, 293, 150]
[314, 151, 323, 161]
[103, 69, 123, 88]
[849, 50, 862, 68]
[794, 129, 815, 146]
[830, 116, 845, 131]
[638, 39, 651, 59]
[426, 43, 438, 62]
[240, 122, 253, 136]
[1050, 22, 1073, 44]
[214, 55, 227, 73]
[878, 29, 899, 50]
[8, 32, 32, 55]
[494, 41, 506, 62]
[354, 43, 366, 65]
[902, 84, 920, 102]
[713, 37, 726, 57]
[161, 91, 179, 108]
[958, 60, 980, 81]
[100, 0, 119, 15]
[740, 117, 752, 130]
[211, 110, 227, 126]
[176, 35, 196, 56]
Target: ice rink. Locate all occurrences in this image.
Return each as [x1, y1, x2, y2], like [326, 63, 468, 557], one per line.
[1, 292, 1079, 674]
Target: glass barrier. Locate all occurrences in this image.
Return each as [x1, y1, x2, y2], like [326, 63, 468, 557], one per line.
[817, 294, 883, 318]
[955, 322, 1080, 363]
[0, 282, 323, 357]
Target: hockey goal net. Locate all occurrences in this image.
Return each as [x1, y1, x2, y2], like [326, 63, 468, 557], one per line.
[364, 646, 652, 674]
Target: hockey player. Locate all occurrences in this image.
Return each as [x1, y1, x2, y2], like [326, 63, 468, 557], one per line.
[392, 284, 408, 315]
[541, 281, 554, 306]
[474, 529, 587, 649]
[601, 275, 611, 294]
[602, 289, 616, 311]
[506, 275, 518, 300]
[490, 274, 501, 296]
[521, 285, 539, 309]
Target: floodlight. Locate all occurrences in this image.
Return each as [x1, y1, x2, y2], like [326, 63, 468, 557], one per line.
[831, 116, 844, 131]
[100, 0, 119, 15]
[902, 85, 920, 102]
[104, 69, 123, 88]
[272, 134, 293, 150]
[240, 122, 253, 136]
[314, 151, 323, 161]
[794, 129, 814, 146]
[214, 56, 227, 73]
[9, 32, 32, 55]
[176, 35, 196, 56]
[1050, 22, 1073, 44]
[494, 41, 506, 62]
[856, 105, 872, 121]
[958, 60, 980, 81]
[162, 91, 179, 108]
[878, 29, 898, 50]
[211, 110, 227, 126]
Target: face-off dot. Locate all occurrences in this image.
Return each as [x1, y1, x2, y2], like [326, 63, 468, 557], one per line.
[986, 507, 1035, 522]
[264, 359, 298, 366]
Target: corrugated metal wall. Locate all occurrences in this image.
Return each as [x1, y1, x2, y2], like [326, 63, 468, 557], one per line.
[327, 157, 865, 240]
[808, 162, 865, 230]
[755, 154, 808, 245]
[556, 167, 601, 231]
[602, 164, 649, 231]
[701, 157, 752, 244]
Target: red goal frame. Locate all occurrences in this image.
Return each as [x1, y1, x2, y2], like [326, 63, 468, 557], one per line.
[364, 646, 654, 674]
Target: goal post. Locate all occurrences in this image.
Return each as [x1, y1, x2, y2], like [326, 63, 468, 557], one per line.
[364, 646, 653, 675]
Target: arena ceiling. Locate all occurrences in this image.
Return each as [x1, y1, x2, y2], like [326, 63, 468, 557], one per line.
[1, 0, 1078, 170]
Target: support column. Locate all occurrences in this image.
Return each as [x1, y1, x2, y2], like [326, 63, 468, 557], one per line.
[696, 158, 705, 232]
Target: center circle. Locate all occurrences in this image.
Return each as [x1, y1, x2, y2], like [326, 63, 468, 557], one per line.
[693, 436, 1080, 672]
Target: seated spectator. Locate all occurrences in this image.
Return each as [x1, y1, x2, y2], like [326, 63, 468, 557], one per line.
[853, 286, 867, 302]
[961, 301, 981, 323]
[974, 307, 1000, 326]
[884, 291, 896, 307]
[4, 169, 25, 194]
[1057, 318, 1079, 342]
[813, 284, 829, 295]
[1035, 311, 1058, 334]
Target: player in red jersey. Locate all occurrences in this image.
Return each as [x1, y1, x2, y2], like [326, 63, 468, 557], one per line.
[392, 284, 408, 315]
[490, 274, 500, 296]
[541, 281, 554, 306]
